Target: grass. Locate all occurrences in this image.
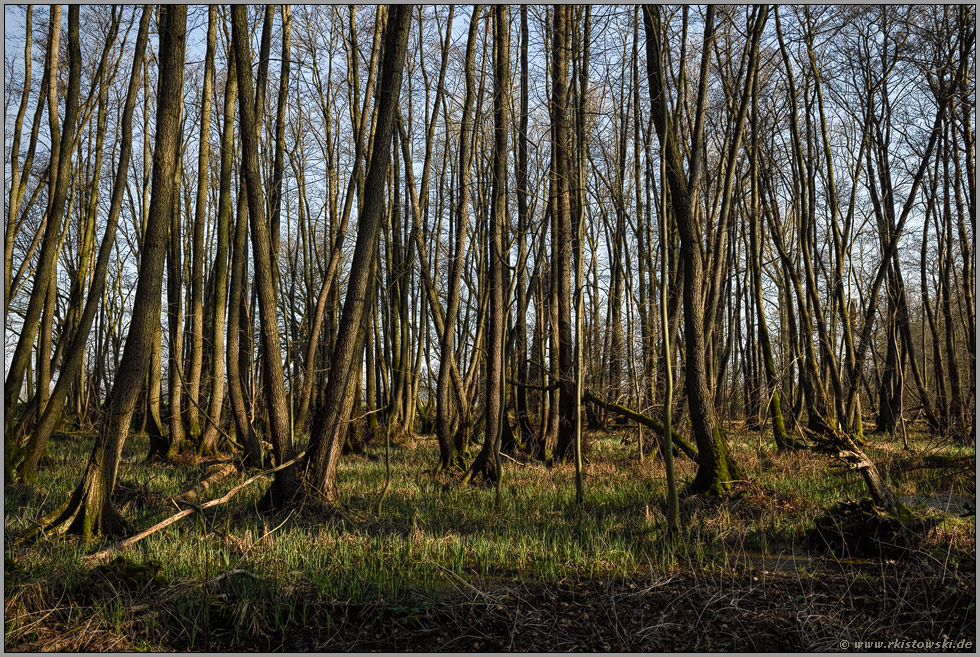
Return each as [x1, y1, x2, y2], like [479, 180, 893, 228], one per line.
[4, 422, 976, 650]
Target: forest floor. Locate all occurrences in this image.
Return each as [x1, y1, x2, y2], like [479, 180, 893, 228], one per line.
[4, 422, 976, 651]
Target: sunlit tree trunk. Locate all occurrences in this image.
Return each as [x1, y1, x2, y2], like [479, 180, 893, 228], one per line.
[231, 4, 298, 504]
[44, 5, 187, 538]
[5, 5, 80, 437]
[199, 31, 238, 457]
[304, 5, 413, 501]
[186, 6, 217, 444]
[15, 5, 138, 480]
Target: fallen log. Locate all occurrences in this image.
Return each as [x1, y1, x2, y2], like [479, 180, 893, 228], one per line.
[583, 391, 698, 461]
[82, 452, 305, 566]
[180, 462, 239, 505]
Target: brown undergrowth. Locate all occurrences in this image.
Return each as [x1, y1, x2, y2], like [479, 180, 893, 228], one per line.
[4, 424, 976, 651]
[5, 560, 975, 651]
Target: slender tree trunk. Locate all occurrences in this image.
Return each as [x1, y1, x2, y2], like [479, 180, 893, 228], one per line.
[304, 5, 413, 501]
[551, 5, 576, 462]
[437, 6, 481, 471]
[200, 34, 238, 457]
[644, 4, 742, 496]
[513, 5, 535, 449]
[748, 55, 799, 451]
[17, 7, 148, 482]
[659, 151, 681, 533]
[160, 139, 185, 458]
[294, 8, 385, 429]
[6, 5, 34, 307]
[186, 6, 216, 443]
[5, 5, 80, 435]
[465, 5, 509, 486]
[231, 4, 298, 504]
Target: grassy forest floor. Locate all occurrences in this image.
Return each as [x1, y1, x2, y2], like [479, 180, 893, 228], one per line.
[4, 423, 976, 651]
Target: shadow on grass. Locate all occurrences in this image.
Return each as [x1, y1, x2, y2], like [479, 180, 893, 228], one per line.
[4, 427, 976, 651]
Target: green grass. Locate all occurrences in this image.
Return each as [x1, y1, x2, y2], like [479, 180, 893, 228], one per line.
[4, 422, 975, 650]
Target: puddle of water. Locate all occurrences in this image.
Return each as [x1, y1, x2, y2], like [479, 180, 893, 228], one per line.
[899, 494, 974, 515]
[729, 550, 880, 572]
[733, 550, 816, 573]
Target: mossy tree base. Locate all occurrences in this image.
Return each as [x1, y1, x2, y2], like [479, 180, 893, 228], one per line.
[685, 426, 743, 497]
[186, 418, 202, 444]
[770, 390, 805, 451]
[436, 418, 472, 472]
[435, 452, 467, 473]
[43, 463, 129, 540]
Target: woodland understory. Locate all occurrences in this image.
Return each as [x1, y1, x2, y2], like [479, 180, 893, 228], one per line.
[3, 4, 976, 651]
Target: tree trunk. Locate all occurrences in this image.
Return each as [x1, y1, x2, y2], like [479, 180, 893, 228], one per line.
[436, 6, 480, 471]
[199, 30, 238, 457]
[17, 7, 149, 482]
[186, 6, 216, 443]
[5, 5, 80, 438]
[464, 5, 509, 486]
[160, 139, 185, 459]
[304, 5, 413, 501]
[231, 4, 298, 504]
[644, 4, 742, 496]
[45, 5, 187, 538]
[551, 5, 576, 462]
[5, 5, 34, 304]
[748, 59, 800, 451]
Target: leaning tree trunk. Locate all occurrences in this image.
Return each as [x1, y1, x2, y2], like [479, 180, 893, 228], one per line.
[44, 5, 187, 539]
[4, 5, 79, 449]
[17, 7, 149, 483]
[304, 5, 413, 502]
[5, 5, 34, 304]
[644, 4, 742, 496]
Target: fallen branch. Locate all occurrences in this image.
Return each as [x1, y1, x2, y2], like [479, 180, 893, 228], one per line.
[507, 378, 561, 392]
[179, 463, 238, 505]
[82, 452, 305, 566]
[583, 391, 698, 461]
[207, 568, 258, 591]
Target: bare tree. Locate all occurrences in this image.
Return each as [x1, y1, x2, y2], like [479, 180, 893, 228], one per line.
[304, 5, 413, 502]
[44, 5, 188, 537]
[231, 4, 298, 503]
